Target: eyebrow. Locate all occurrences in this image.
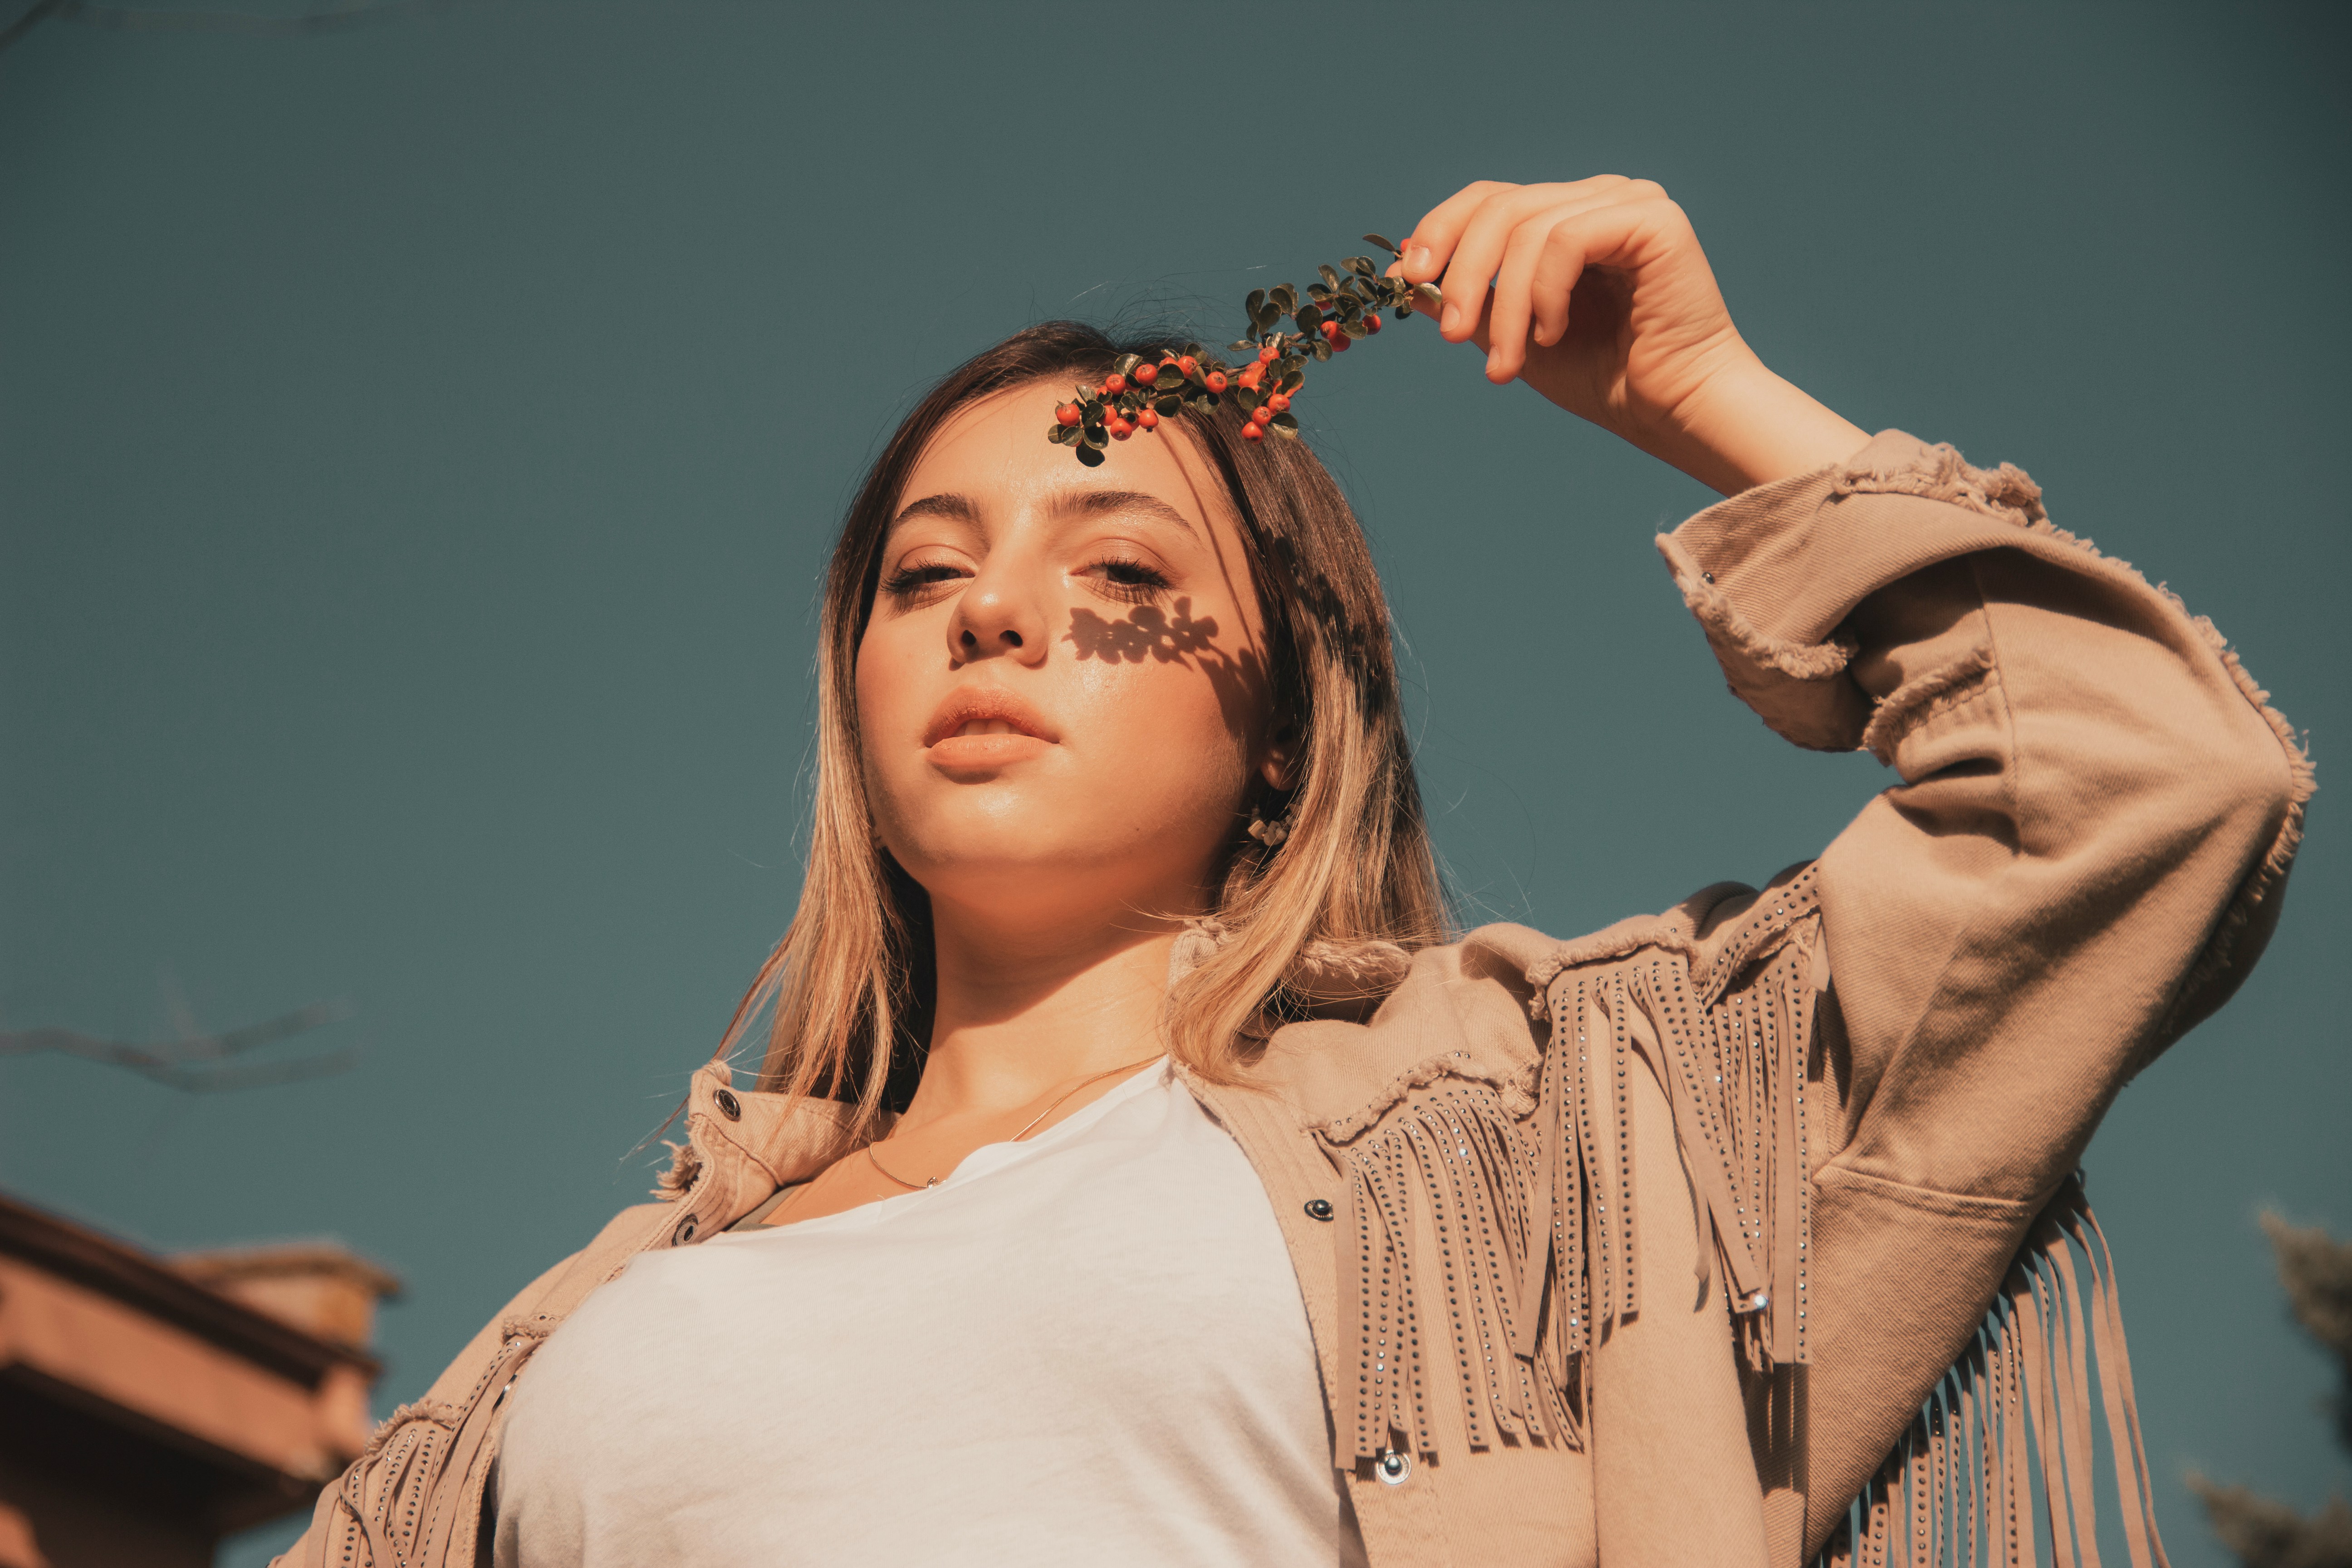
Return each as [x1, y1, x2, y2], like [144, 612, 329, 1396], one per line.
[1048, 488, 1199, 539]
[886, 492, 980, 534]
[885, 488, 1200, 540]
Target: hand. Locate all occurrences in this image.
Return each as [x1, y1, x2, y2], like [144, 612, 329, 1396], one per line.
[1396, 177, 1868, 494]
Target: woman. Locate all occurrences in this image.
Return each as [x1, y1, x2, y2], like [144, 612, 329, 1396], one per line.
[281, 178, 2308, 1568]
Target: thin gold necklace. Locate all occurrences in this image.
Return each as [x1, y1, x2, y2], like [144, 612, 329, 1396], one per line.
[863, 1054, 1162, 1191]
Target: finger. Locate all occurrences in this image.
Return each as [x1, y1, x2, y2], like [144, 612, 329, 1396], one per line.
[1526, 217, 1594, 347]
[1482, 216, 1556, 383]
[1434, 188, 1542, 343]
[1431, 181, 1632, 343]
[1398, 180, 1516, 283]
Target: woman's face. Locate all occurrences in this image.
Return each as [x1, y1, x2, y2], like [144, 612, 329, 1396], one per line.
[855, 378, 1287, 932]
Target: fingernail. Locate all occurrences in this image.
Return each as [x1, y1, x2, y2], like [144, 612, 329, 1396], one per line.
[1405, 244, 1431, 275]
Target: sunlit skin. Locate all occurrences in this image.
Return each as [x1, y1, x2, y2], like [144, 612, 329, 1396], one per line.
[768, 382, 1296, 1224]
[767, 175, 1868, 1226]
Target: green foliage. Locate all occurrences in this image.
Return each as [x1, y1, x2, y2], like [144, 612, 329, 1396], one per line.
[2190, 1215, 2352, 1568]
[1044, 236, 1431, 462]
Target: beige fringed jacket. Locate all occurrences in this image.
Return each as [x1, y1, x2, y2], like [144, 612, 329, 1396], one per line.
[279, 432, 2311, 1568]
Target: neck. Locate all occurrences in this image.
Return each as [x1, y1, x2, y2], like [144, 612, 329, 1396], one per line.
[899, 896, 1185, 1131]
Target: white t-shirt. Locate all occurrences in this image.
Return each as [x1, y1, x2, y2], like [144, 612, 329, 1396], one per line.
[492, 1063, 1368, 1568]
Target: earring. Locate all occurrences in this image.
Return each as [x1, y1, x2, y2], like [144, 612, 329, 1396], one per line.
[1247, 804, 1294, 848]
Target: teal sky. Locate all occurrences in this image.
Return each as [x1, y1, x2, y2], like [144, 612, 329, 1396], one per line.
[2, 4, 2344, 1564]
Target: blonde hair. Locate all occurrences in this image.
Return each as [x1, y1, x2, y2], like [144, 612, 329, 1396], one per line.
[722, 322, 1446, 1133]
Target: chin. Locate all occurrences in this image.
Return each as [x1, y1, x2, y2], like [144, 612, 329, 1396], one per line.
[885, 815, 1200, 920]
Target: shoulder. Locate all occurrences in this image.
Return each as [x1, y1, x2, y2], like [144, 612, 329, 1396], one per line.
[1252, 864, 1823, 1133]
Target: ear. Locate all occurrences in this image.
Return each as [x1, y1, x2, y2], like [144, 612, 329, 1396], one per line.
[1258, 717, 1303, 792]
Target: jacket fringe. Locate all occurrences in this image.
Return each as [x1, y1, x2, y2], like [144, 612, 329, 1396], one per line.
[1333, 1078, 1579, 1463]
[1326, 870, 1825, 1466]
[1813, 1177, 2170, 1568]
[329, 1323, 548, 1566]
[1328, 862, 2176, 1568]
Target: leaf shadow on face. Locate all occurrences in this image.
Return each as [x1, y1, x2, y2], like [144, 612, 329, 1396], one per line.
[1065, 596, 1271, 747]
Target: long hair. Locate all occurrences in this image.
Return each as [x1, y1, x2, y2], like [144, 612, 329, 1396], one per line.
[721, 321, 1446, 1133]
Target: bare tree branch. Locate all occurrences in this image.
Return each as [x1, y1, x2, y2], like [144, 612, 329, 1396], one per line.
[0, 1001, 358, 1091]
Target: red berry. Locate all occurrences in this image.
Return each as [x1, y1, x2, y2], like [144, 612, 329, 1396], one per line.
[1177, 355, 1198, 378]
[1110, 418, 1133, 440]
[1137, 407, 1159, 430]
[1268, 392, 1290, 412]
[1103, 374, 1126, 396]
[1240, 421, 1264, 442]
[1250, 405, 1274, 427]
[1330, 328, 1351, 353]
[1133, 362, 1158, 387]
[1055, 402, 1083, 427]
[1238, 365, 1263, 391]
[1205, 370, 1228, 393]
[1258, 345, 1278, 365]
[1363, 312, 1382, 334]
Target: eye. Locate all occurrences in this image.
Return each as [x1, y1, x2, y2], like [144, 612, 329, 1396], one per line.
[1083, 555, 1172, 605]
[880, 560, 965, 604]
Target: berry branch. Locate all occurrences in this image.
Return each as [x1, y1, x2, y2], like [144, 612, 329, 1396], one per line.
[1047, 233, 1440, 466]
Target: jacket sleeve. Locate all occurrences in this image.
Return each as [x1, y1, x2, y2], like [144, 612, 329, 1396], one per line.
[1662, 429, 2305, 1206]
[1656, 430, 2309, 1558]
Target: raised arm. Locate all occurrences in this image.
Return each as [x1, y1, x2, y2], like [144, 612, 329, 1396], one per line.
[1405, 178, 2311, 1563]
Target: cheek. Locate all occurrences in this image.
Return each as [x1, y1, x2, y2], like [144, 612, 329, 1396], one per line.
[852, 625, 930, 792]
[1067, 652, 1254, 814]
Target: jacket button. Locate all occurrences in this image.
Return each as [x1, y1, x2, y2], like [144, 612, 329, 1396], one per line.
[713, 1088, 742, 1121]
[1377, 1449, 1412, 1485]
[673, 1214, 700, 1246]
[1304, 1199, 1335, 1222]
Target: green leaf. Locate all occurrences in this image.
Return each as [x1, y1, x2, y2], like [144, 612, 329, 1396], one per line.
[1413, 281, 1445, 311]
[1155, 394, 1181, 416]
[1334, 295, 1362, 319]
[1278, 369, 1304, 393]
[1345, 256, 1376, 277]
[1295, 304, 1323, 331]
[1343, 317, 1369, 338]
[1394, 304, 1412, 320]
[1311, 339, 1331, 361]
[1306, 283, 1331, 302]
[1253, 303, 1280, 333]
[1083, 424, 1108, 448]
[1245, 289, 1267, 321]
[1230, 339, 1256, 353]
[1048, 423, 1073, 444]
[1114, 353, 1141, 375]
[1236, 385, 1262, 412]
[1362, 232, 1399, 255]
[1270, 284, 1297, 314]
[1271, 411, 1299, 430]
[1200, 391, 1220, 408]
[1075, 443, 1106, 467]
[1269, 421, 1300, 439]
[1316, 264, 1339, 290]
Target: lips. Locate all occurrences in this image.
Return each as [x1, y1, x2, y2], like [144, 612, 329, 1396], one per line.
[921, 686, 1058, 764]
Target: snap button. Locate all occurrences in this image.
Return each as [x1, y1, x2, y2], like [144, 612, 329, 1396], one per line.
[713, 1088, 742, 1121]
[1304, 1199, 1335, 1222]
[1377, 1449, 1412, 1485]
[1701, 570, 1715, 584]
[672, 1214, 700, 1246]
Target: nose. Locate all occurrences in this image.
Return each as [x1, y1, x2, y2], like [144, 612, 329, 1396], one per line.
[947, 563, 1049, 667]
